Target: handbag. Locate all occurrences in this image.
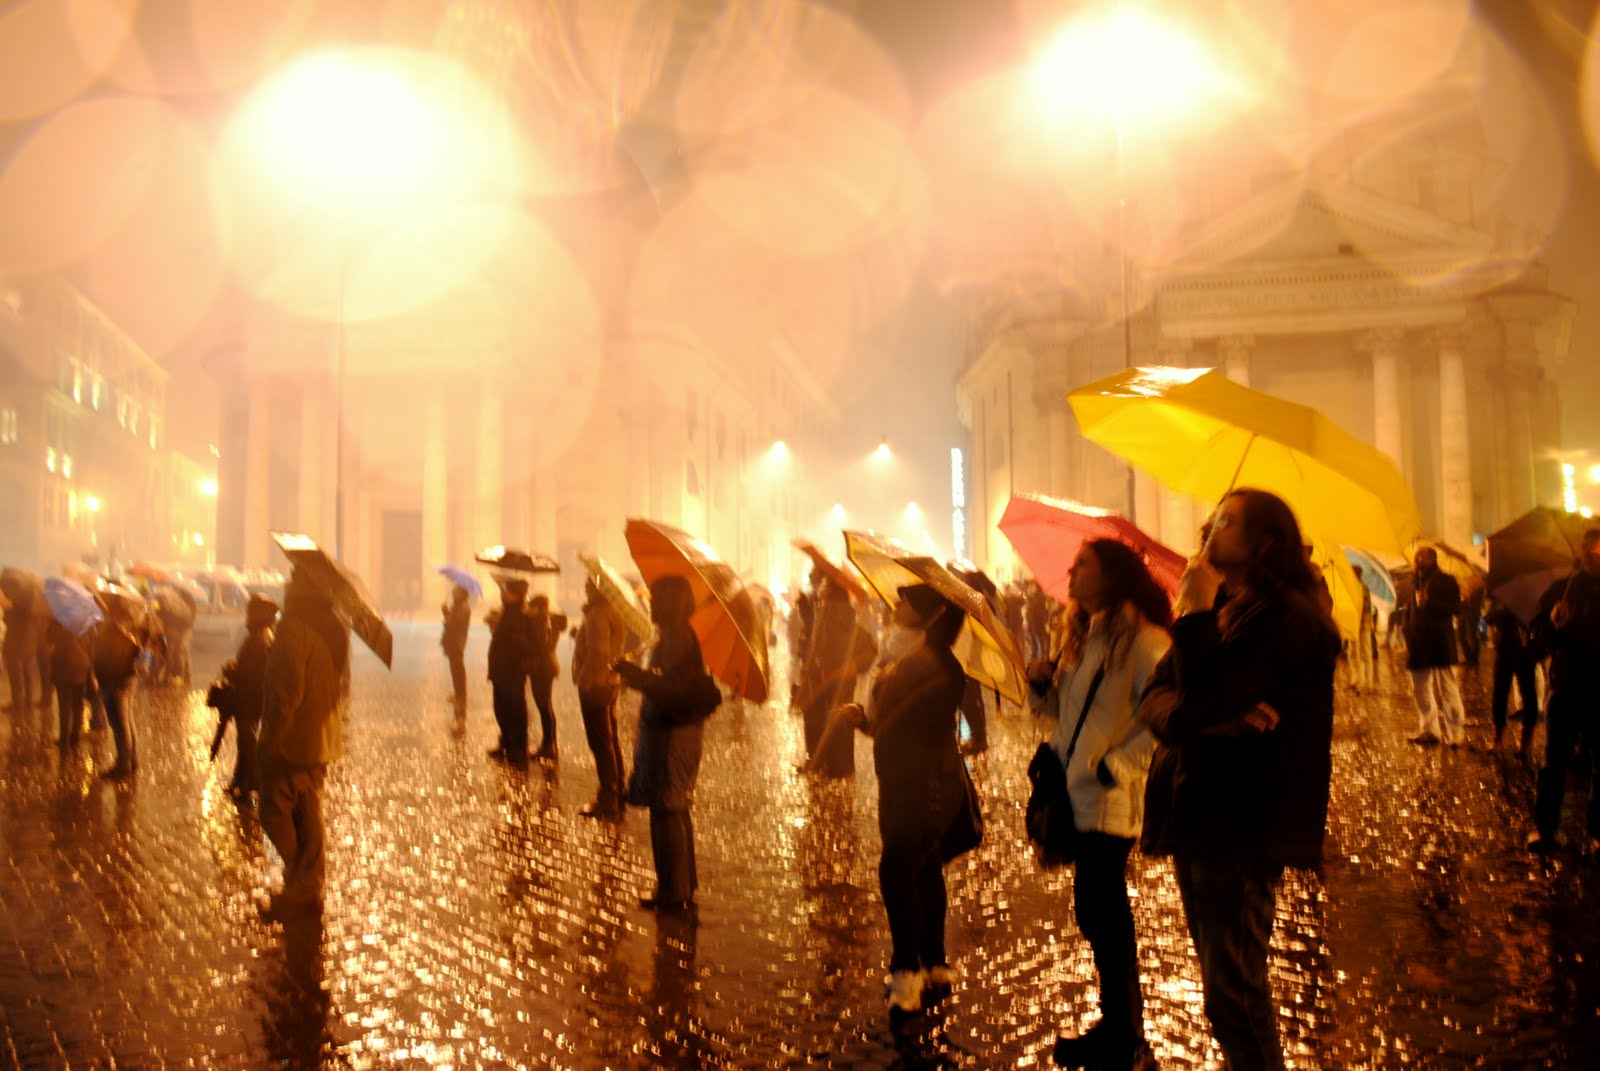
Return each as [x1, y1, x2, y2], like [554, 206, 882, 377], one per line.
[1025, 660, 1106, 864]
[940, 756, 984, 862]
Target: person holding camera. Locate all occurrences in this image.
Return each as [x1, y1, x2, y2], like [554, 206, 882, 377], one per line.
[1029, 540, 1171, 1071]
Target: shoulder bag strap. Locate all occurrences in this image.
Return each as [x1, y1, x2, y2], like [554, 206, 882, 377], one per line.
[1061, 661, 1107, 761]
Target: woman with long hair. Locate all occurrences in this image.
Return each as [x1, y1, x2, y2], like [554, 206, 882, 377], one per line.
[1138, 488, 1339, 1071]
[1032, 539, 1173, 1071]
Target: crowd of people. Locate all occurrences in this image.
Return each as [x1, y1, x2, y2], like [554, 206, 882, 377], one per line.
[5, 495, 1598, 1070]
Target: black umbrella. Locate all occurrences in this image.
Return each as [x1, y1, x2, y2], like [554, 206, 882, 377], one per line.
[474, 545, 560, 574]
[271, 532, 393, 668]
[1487, 507, 1592, 626]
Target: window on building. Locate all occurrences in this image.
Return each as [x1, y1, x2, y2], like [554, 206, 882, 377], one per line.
[71, 361, 82, 404]
[61, 454, 71, 479]
[685, 459, 700, 496]
[148, 419, 158, 450]
[45, 446, 55, 473]
[0, 408, 16, 444]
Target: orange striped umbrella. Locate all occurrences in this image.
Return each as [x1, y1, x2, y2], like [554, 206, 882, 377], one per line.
[624, 518, 770, 703]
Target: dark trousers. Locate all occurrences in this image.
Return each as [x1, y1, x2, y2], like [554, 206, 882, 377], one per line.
[1173, 854, 1286, 1071]
[959, 678, 988, 750]
[1535, 680, 1600, 839]
[446, 650, 467, 712]
[232, 715, 260, 793]
[103, 682, 138, 772]
[649, 808, 697, 904]
[260, 764, 327, 903]
[55, 681, 85, 744]
[4, 650, 38, 710]
[1491, 651, 1538, 736]
[1074, 833, 1144, 1048]
[879, 835, 947, 973]
[579, 686, 625, 805]
[803, 687, 855, 777]
[530, 674, 556, 753]
[491, 681, 528, 754]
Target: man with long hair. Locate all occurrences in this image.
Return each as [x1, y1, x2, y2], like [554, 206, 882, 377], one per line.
[1138, 489, 1340, 1071]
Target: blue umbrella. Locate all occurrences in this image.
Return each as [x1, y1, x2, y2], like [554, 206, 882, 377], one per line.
[1342, 546, 1397, 612]
[436, 564, 482, 600]
[43, 577, 103, 636]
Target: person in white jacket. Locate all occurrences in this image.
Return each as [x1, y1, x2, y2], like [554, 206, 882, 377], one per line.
[1029, 538, 1173, 1071]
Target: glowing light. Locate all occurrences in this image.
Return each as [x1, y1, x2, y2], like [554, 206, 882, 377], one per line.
[1589, 465, 1600, 484]
[830, 503, 848, 526]
[84, 494, 101, 513]
[768, 440, 790, 466]
[199, 477, 219, 497]
[1582, 507, 1594, 519]
[1563, 463, 1579, 513]
[904, 501, 924, 528]
[193, 533, 205, 547]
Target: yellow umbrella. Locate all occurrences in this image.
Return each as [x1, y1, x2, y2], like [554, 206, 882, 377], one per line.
[1307, 539, 1363, 642]
[577, 552, 653, 643]
[844, 530, 1027, 703]
[1067, 366, 1422, 555]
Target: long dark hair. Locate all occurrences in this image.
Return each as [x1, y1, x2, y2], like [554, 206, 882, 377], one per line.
[1062, 538, 1173, 666]
[1226, 488, 1322, 598]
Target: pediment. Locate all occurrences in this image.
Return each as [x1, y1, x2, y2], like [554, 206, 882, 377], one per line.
[1174, 181, 1492, 270]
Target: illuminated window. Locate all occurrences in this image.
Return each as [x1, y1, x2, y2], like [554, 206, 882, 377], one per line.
[0, 408, 16, 444]
[71, 362, 82, 404]
[91, 375, 103, 410]
[61, 454, 71, 479]
[45, 446, 56, 473]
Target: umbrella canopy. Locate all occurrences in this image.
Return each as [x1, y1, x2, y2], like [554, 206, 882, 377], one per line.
[95, 579, 149, 629]
[1487, 507, 1593, 625]
[1307, 540, 1363, 642]
[272, 532, 394, 668]
[0, 567, 42, 612]
[844, 530, 1028, 703]
[1067, 366, 1422, 555]
[474, 546, 560, 574]
[127, 562, 172, 583]
[624, 519, 770, 703]
[792, 538, 869, 601]
[435, 564, 483, 600]
[150, 583, 197, 626]
[1342, 546, 1397, 613]
[998, 491, 1186, 602]
[43, 577, 103, 636]
[578, 552, 653, 643]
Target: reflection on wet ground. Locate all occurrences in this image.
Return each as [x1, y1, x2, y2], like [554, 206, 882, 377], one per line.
[1, 626, 1596, 1068]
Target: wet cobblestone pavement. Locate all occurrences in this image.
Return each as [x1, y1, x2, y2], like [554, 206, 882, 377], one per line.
[2, 625, 1597, 1069]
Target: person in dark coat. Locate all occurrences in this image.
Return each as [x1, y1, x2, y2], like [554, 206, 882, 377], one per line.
[1528, 527, 1600, 853]
[441, 584, 471, 723]
[93, 593, 156, 779]
[47, 618, 93, 747]
[574, 579, 627, 819]
[223, 595, 277, 796]
[1138, 489, 1339, 1071]
[798, 579, 875, 778]
[618, 575, 722, 912]
[1404, 546, 1465, 746]
[154, 585, 196, 686]
[487, 578, 534, 761]
[1485, 597, 1539, 756]
[527, 594, 565, 761]
[2, 570, 46, 712]
[839, 582, 968, 1018]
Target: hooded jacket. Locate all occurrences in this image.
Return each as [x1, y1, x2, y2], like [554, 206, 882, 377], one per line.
[259, 584, 349, 768]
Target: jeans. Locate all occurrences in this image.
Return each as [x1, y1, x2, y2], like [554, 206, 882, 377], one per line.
[1174, 854, 1286, 1071]
[879, 834, 947, 973]
[1534, 679, 1600, 839]
[260, 764, 328, 903]
[1073, 833, 1144, 1048]
[579, 686, 625, 806]
[491, 681, 528, 754]
[649, 808, 697, 905]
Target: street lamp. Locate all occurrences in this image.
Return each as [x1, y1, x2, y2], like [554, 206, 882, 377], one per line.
[231, 47, 499, 560]
[1030, 5, 1230, 519]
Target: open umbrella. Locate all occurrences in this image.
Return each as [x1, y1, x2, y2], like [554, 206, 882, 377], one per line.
[792, 538, 869, 601]
[998, 491, 1186, 602]
[435, 564, 483, 600]
[474, 546, 560, 574]
[1406, 540, 1485, 599]
[578, 552, 653, 643]
[127, 562, 172, 583]
[844, 530, 1028, 703]
[624, 519, 769, 703]
[1487, 507, 1592, 625]
[1342, 546, 1397, 614]
[95, 578, 149, 629]
[43, 577, 102, 636]
[1307, 539, 1364, 642]
[1067, 366, 1422, 555]
[271, 532, 394, 668]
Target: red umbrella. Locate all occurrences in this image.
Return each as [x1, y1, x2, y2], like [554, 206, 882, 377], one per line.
[997, 492, 1186, 602]
[625, 519, 770, 703]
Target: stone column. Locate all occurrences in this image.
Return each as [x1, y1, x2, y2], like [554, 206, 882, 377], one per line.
[1358, 328, 1406, 471]
[243, 382, 271, 568]
[1433, 327, 1473, 547]
[1217, 334, 1254, 386]
[297, 385, 326, 543]
[421, 393, 448, 608]
[1501, 363, 1536, 517]
[475, 392, 503, 553]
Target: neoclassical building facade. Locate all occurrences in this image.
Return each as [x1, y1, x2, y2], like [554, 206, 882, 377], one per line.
[956, 186, 1574, 579]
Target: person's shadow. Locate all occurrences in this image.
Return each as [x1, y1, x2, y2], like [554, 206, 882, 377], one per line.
[641, 908, 718, 1069]
[260, 909, 339, 1069]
